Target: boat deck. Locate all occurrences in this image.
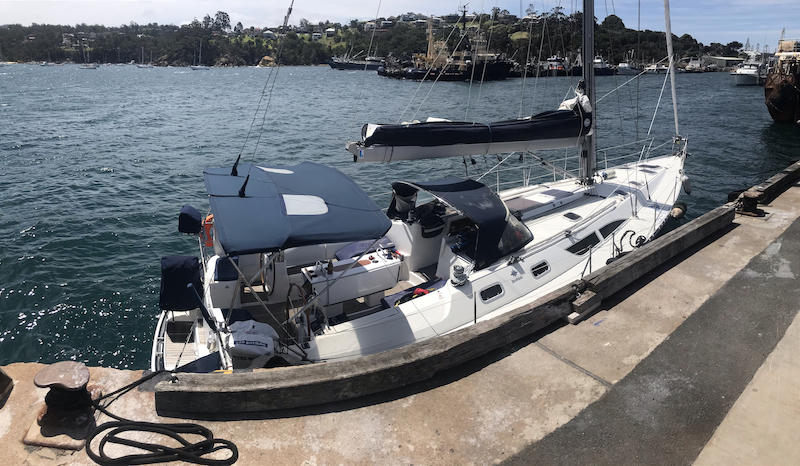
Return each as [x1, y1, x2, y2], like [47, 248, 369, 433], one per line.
[239, 270, 431, 332]
[161, 310, 206, 370]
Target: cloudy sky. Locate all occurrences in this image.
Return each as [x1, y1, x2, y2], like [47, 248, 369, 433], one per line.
[2, 0, 798, 52]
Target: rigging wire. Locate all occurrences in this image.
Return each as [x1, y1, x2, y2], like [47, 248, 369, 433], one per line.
[529, 2, 549, 116]
[465, 0, 488, 122]
[232, 0, 295, 184]
[518, 11, 536, 118]
[347, 0, 383, 143]
[400, 23, 463, 124]
[247, 1, 295, 164]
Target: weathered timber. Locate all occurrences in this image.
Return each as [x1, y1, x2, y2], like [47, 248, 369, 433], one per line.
[747, 160, 800, 204]
[567, 289, 601, 324]
[155, 285, 576, 413]
[579, 204, 736, 302]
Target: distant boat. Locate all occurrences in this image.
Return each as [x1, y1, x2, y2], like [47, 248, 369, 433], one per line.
[684, 57, 704, 73]
[137, 47, 154, 68]
[378, 13, 511, 81]
[731, 61, 765, 86]
[80, 39, 97, 69]
[765, 38, 800, 124]
[643, 63, 669, 74]
[616, 62, 640, 75]
[571, 55, 617, 76]
[191, 40, 209, 70]
[593, 55, 615, 75]
[542, 56, 570, 76]
[329, 49, 382, 71]
[615, 50, 641, 75]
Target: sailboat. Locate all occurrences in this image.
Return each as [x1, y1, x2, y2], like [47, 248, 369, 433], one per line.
[151, 0, 690, 374]
[191, 39, 210, 70]
[80, 40, 98, 69]
[136, 47, 154, 68]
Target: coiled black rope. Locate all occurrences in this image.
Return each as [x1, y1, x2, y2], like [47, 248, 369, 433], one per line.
[85, 371, 238, 465]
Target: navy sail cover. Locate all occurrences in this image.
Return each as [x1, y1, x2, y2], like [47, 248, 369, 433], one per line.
[362, 110, 586, 147]
[204, 162, 391, 256]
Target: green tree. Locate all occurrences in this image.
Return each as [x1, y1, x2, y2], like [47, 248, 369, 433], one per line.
[213, 11, 230, 33]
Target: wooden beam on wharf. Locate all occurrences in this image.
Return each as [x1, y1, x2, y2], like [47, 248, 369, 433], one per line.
[746, 159, 800, 204]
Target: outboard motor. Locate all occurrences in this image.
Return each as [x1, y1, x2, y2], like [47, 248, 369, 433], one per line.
[159, 256, 202, 311]
[178, 204, 202, 234]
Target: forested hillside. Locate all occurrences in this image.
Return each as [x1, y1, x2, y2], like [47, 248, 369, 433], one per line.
[0, 8, 743, 66]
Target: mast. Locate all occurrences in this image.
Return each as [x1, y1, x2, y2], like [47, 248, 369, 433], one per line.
[579, 0, 596, 184]
[663, 0, 680, 136]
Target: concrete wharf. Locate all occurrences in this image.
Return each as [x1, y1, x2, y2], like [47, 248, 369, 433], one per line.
[2, 162, 800, 465]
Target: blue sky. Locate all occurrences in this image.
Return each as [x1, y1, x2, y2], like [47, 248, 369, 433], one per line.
[2, 0, 798, 52]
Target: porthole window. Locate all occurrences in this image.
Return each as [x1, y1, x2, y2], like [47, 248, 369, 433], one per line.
[480, 284, 503, 302]
[531, 261, 550, 277]
[564, 212, 581, 221]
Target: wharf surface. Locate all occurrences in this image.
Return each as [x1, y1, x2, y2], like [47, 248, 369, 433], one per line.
[3, 176, 800, 465]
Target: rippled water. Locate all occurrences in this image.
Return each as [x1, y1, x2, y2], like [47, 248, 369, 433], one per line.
[1, 64, 798, 369]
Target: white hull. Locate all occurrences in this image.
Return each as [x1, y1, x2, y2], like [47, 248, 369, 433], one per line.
[151, 148, 687, 371]
[732, 73, 758, 86]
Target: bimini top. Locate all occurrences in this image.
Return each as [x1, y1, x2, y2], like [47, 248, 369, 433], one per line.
[204, 162, 391, 257]
[390, 178, 533, 270]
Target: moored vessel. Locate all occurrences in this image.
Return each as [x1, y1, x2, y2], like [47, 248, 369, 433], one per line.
[151, 0, 691, 382]
[765, 39, 800, 124]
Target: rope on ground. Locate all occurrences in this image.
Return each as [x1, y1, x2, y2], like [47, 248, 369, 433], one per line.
[85, 370, 238, 466]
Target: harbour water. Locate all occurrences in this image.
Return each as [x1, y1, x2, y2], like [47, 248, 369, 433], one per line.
[1, 64, 798, 370]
